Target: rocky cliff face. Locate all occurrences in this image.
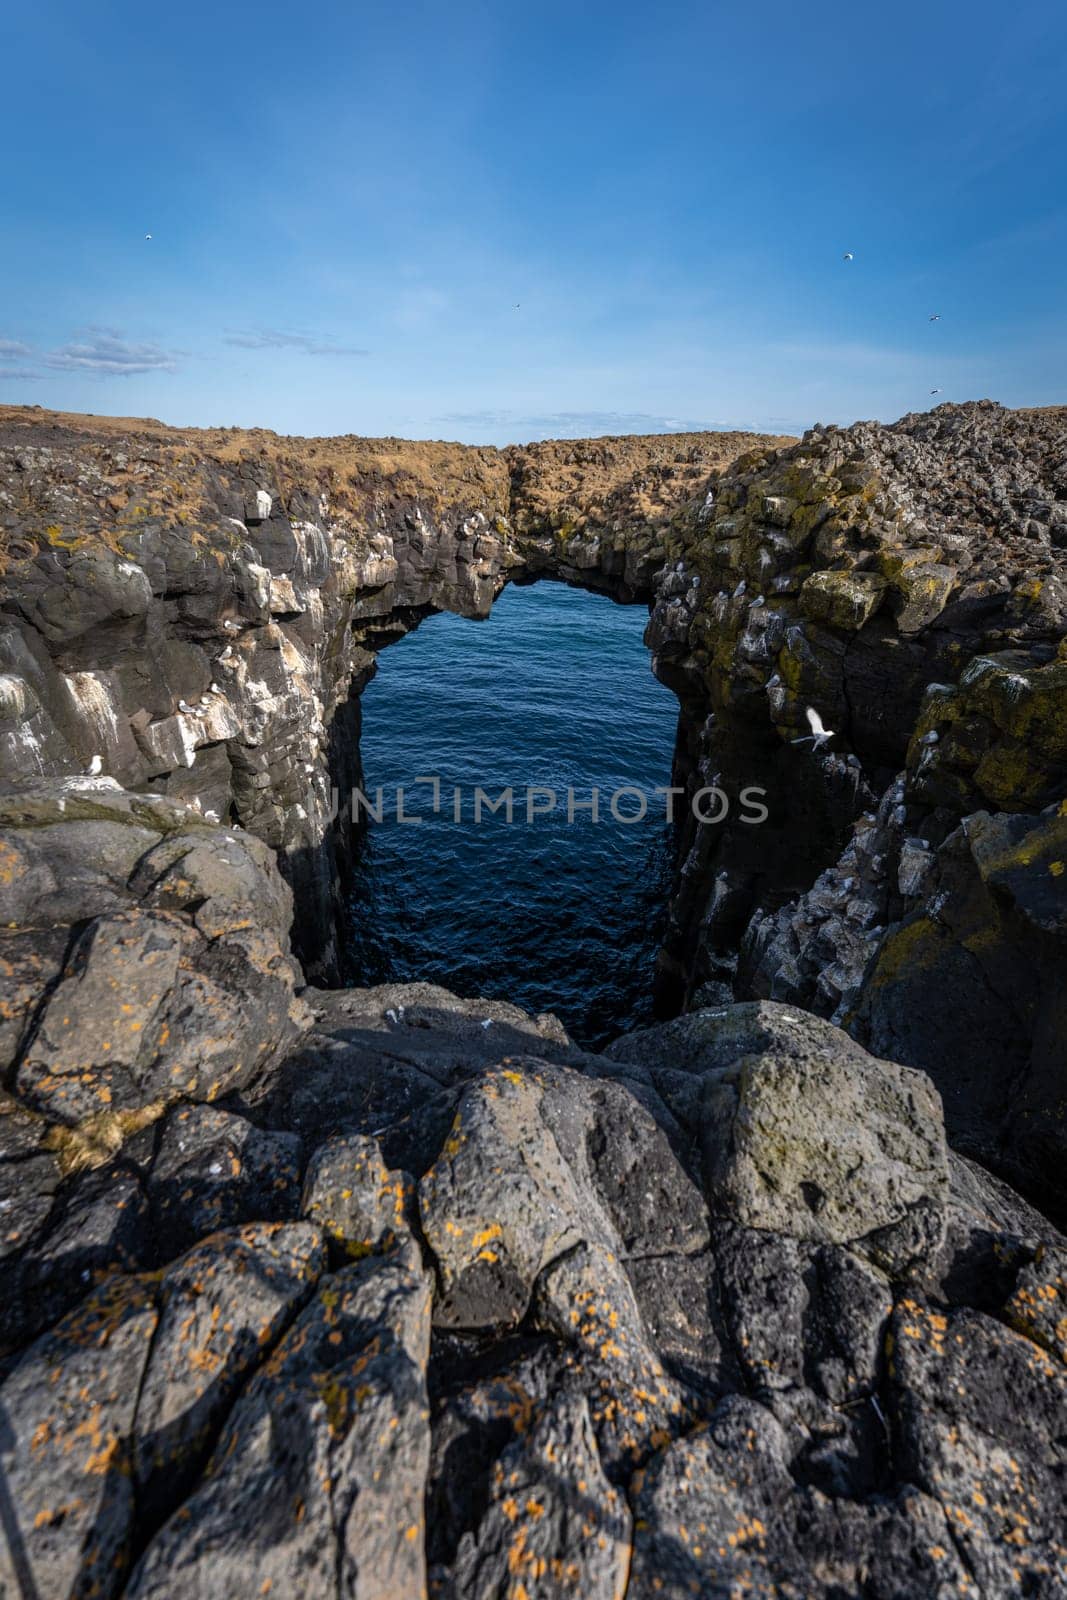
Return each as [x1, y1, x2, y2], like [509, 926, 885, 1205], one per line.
[1, 401, 1066, 1597]
[642, 400, 1067, 1216]
[0, 405, 783, 985]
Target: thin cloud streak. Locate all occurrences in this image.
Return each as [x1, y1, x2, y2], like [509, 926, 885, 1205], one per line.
[224, 329, 369, 357]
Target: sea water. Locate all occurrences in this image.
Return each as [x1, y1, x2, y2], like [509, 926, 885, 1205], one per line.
[347, 580, 678, 1047]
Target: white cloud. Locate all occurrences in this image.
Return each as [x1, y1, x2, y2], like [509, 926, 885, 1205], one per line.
[42, 332, 180, 376]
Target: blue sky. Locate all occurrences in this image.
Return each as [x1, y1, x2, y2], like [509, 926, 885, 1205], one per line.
[1, 0, 1064, 442]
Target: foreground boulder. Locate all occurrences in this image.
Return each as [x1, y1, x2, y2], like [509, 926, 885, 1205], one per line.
[0, 979, 1063, 1597]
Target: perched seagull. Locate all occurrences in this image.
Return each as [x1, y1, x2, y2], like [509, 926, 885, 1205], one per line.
[86, 754, 103, 775]
[792, 706, 835, 750]
[177, 698, 201, 716]
[842, 251, 854, 261]
[765, 673, 782, 690]
[209, 682, 221, 694]
[219, 644, 233, 662]
[223, 619, 240, 633]
[204, 809, 220, 823]
[750, 595, 765, 609]
[481, 1018, 493, 1030]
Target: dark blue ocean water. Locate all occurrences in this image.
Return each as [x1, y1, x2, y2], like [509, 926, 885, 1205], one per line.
[346, 580, 680, 1047]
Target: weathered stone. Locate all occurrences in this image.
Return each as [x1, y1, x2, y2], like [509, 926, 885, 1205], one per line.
[148, 1104, 302, 1258]
[451, 1391, 631, 1600]
[127, 1254, 433, 1599]
[134, 1221, 324, 1533]
[680, 1005, 950, 1245]
[889, 1297, 1067, 1594]
[0, 1275, 159, 1600]
[800, 568, 886, 630]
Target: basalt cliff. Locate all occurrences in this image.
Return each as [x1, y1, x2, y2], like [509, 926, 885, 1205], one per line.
[0, 400, 1064, 1598]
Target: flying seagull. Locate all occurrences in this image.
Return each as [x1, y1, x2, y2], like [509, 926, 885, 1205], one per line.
[792, 706, 835, 750]
[930, 388, 942, 395]
[145, 233, 152, 241]
[928, 314, 941, 321]
[842, 251, 854, 261]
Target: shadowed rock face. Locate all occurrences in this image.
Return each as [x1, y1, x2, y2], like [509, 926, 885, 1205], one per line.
[1, 402, 1066, 1594]
[0, 780, 1063, 1596]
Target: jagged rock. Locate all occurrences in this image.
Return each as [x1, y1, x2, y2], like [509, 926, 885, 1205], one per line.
[127, 1252, 433, 1599]
[1006, 1244, 1067, 1363]
[627, 1394, 971, 1598]
[854, 804, 1067, 1218]
[134, 1221, 325, 1534]
[301, 1131, 416, 1261]
[610, 1000, 949, 1247]
[0, 1275, 160, 1600]
[889, 1297, 1067, 1594]
[451, 1390, 631, 1600]
[252, 982, 586, 1161]
[418, 1059, 707, 1329]
[0, 1162, 151, 1363]
[0, 785, 305, 1131]
[147, 1104, 302, 1258]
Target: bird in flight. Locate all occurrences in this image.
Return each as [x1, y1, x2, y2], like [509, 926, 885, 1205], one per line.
[930, 388, 942, 395]
[145, 233, 153, 240]
[792, 706, 835, 750]
[928, 313, 941, 321]
[842, 252, 854, 261]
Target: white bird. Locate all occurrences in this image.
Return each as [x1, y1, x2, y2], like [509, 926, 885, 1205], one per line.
[920, 729, 940, 746]
[209, 682, 221, 694]
[219, 645, 233, 661]
[733, 579, 747, 599]
[177, 699, 201, 716]
[928, 314, 941, 321]
[223, 619, 240, 633]
[145, 233, 153, 241]
[842, 251, 854, 261]
[792, 706, 835, 750]
[204, 809, 220, 823]
[766, 674, 781, 690]
[750, 595, 765, 609]
[481, 1018, 493, 1030]
[86, 754, 102, 775]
